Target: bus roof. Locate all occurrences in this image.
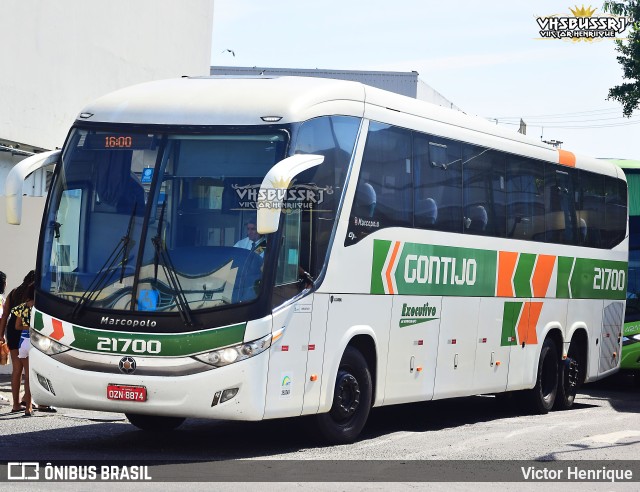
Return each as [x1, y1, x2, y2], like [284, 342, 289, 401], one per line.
[78, 76, 622, 179]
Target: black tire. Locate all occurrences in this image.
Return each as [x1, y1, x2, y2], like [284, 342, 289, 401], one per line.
[314, 346, 372, 444]
[523, 338, 559, 414]
[126, 413, 185, 431]
[554, 342, 583, 410]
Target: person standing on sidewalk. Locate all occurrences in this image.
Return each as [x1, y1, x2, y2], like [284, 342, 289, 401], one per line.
[12, 282, 35, 416]
[0, 270, 34, 413]
[0, 271, 7, 365]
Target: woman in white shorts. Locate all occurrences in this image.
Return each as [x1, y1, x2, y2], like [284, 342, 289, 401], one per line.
[12, 283, 34, 416]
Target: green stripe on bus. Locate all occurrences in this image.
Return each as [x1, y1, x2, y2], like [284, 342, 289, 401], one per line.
[556, 256, 627, 300]
[69, 323, 247, 357]
[513, 253, 536, 297]
[371, 240, 392, 294]
[371, 239, 626, 300]
[556, 257, 574, 299]
[501, 302, 521, 346]
[33, 311, 44, 331]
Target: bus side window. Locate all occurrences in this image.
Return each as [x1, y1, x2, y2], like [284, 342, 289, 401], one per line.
[293, 115, 359, 271]
[346, 122, 412, 243]
[545, 165, 579, 245]
[577, 170, 605, 248]
[604, 176, 628, 248]
[462, 145, 506, 237]
[506, 157, 545, 240]
[414, 134, 462, 232]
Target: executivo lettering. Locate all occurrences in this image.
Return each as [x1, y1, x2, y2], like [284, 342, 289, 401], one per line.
[399, 302, 439, 328]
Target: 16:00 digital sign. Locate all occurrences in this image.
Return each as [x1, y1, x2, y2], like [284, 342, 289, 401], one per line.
[84, 133, 155, 150]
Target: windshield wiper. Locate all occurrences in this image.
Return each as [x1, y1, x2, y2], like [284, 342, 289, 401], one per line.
[151, 203, 195, 327]
[71, 204, 137, 319]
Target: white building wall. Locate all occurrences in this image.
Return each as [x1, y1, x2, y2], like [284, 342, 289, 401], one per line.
[0, 0, 214, 299]
[0, 0, 214, 151]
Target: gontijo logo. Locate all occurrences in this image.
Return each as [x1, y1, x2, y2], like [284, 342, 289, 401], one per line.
[371, 240, 495, 296]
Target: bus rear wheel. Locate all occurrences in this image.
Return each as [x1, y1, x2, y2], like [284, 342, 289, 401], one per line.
[554, 339, 584, 410]
[314, 346, 372, 444]
[126, 413, 185, 431]
[523, 338, 559, 414]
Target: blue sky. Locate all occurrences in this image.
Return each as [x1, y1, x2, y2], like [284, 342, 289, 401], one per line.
[210, 0, 639, 160]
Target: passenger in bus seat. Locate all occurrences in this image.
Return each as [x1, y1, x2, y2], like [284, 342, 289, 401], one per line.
[466, 205, 488, 233]
[420, 198, 438, 226]
[579, 218, 588, 244]
[353, 182, 377, 218]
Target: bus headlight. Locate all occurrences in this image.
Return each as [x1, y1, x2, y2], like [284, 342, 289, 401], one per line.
[31, 329, 70, 355]
[193, 332, 272, 368]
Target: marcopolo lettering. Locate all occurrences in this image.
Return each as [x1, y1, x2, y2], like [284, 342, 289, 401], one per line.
[354, 217, 380, 228]
[404, 254, 477, 286]
[101, 317, 157, 328]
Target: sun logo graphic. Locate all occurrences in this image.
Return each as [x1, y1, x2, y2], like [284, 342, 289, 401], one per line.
[569, 5, 597, 17]
[280, 374, 292, 398]
[270, 176, 291, 189]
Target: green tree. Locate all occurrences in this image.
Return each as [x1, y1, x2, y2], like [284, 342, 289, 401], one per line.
[603, 1, 640, 116]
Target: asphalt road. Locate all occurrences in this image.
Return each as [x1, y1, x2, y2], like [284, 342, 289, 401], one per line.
[1, 372, 640, 489]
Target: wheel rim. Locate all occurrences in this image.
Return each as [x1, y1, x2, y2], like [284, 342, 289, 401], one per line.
[331, 370, 361, 423]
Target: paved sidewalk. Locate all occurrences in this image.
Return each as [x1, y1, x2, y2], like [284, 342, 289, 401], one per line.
[0, 371, 51, 410]
[0, 372, 16, 408]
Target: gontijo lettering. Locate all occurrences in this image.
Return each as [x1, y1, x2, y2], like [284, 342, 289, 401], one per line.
[404, 254, 476, 286]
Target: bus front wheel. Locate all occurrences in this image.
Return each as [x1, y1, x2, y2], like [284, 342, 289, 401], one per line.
[126, 413, 185, 431]
[523, 338, 559, 414]
[314, 346, 372, 444]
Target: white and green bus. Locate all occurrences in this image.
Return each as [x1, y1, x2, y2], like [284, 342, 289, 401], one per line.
[8, 77, 627, 443]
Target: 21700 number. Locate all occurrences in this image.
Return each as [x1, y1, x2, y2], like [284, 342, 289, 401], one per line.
[97, 337, 161, 354]
[593, 267, 625, 291]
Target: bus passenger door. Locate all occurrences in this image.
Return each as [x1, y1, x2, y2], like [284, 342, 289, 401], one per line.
[264, 298, 314, 419]
[384, 296, 440, 405]
[473, 298, 511, 393]
[263, 210, 315, 419]
[433, 297, 480, 399]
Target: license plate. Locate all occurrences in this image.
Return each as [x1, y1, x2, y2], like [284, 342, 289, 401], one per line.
[107, 384, 147, 402]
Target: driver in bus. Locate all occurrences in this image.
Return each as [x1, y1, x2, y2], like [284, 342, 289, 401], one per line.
[234, 220, 266, 255]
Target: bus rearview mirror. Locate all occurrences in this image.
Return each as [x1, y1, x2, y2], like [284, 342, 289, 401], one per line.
[5, 150, 61, 225]
[257, 154, 324, 234]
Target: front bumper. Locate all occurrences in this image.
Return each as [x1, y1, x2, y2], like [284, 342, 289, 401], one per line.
[29, 347, 270, 420]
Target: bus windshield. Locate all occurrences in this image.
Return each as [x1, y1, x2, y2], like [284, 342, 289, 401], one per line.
[40, 128, 288, 314]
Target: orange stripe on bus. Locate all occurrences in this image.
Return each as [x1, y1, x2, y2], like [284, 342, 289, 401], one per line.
[558, 149, 576, 167]
[385, 241, 401, 295]
[51, 318, 64, 341]
[517, 302, 542, 345]
[531, 255, 556, 298]
[497, 251, 518, 297]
